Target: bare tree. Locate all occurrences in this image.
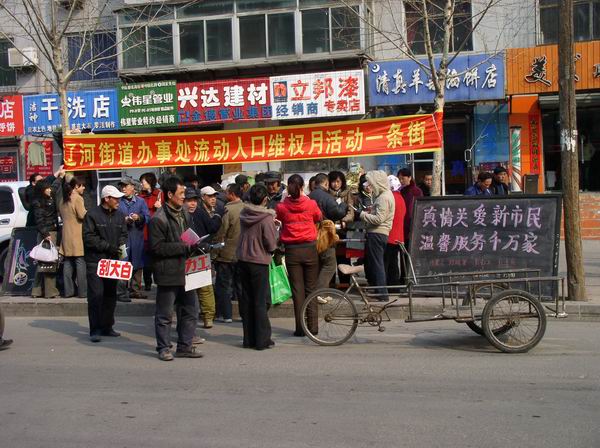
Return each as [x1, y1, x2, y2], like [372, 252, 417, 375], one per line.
[0, 0, 170, 135]
[344, 0, 533, 195]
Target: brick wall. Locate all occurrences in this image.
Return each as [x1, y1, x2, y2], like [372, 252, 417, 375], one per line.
[563, 193, 600, 240]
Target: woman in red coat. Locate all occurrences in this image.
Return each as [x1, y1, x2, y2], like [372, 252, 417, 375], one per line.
[139, 172, 162, 291]
[275, 175, 322, 337]
[385, 175, 407, 290]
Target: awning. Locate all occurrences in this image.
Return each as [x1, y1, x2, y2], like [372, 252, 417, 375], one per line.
[538, 92, 600, 108]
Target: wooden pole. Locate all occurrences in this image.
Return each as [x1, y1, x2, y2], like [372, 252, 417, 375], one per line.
[558, 0, 587, 301]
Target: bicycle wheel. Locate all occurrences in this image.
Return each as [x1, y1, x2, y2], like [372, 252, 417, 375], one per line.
[301, 288, 358, 346]
[482, 289, 547, 353]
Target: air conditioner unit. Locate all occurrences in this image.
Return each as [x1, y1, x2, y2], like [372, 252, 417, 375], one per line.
[8, 47, 38, 68]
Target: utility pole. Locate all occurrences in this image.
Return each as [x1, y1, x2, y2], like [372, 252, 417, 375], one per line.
[558, 0, 587, 301]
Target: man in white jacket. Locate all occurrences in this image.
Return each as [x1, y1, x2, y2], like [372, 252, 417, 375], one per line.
[360, 170, 395, 301]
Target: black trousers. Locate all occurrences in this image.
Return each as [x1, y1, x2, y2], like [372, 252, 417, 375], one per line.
[155, 285, 197, 353]
[214, 261, 241, 320]
[86, 263, 118, 336]
[285, 244, 319, 334]
[384, 243, 401, 292]
[364, 233, 388, 299]
[238, 261, 272, 349]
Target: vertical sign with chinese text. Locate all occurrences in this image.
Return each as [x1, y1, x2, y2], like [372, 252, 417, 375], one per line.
[270, 70, 365, 120]
[178, 78, 271, 125]
[409, 195, 561, 296]
[368, 53, 505, 106]
[118, 81, 178, 129]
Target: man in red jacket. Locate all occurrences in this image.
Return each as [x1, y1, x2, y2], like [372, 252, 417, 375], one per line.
[385, 175, 407, 290]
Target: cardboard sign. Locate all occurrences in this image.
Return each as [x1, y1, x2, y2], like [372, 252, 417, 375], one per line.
[96, 259, 133, 281]
[184, 254, 212, 291]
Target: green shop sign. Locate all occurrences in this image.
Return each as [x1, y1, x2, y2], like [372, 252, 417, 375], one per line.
[118, 80, 177, 129]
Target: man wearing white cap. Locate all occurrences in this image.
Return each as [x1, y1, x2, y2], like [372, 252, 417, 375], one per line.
[82, 185, 128, 343]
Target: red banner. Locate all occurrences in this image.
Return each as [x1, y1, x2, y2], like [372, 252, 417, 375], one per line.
[0, 96, 24, 137]
[63, 113, 443, 171]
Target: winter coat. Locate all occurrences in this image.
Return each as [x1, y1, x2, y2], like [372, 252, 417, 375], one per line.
[83, 205, 128, 265]
[388, 191, 407, 245]
[139, 188, 162, 243]
[190, 204, 222, 239]
[276, 195, 322, 245]
[465, 184, 493, 196]
[492, 180, 510, 195]
[119, 196, 150, 270]
[309, 187, 348, 222]
[59, 193, 87, 257]
[400, 181, 424, 243]
[237, 204, 278, 265]
[213, 199, 244, 263]
[267, 188, 284, 210]
[149, 205, 193, 287]
[329, 187, 355, 223]
[360, 170, 395, 236]
[32, 196, 59, 239]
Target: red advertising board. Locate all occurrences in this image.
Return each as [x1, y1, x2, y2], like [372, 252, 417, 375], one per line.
[96, 259, 133, 281]
[177, 78, 271, 126]
[0, 95, 24, 137]
[24, 140, 53, 178]
[0, 151, 18, 182]
[63, 113, 443, 170]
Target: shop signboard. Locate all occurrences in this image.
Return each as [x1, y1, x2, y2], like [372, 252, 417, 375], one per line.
[270, 70, 365, 120]
[0, 150, 18, 182]
[0, 96, 24, 137]
[63, 112, 443, 170]
[118, 80, 177, 129]
[23, 90, 120, 134]
[506, 41, 600, 94]
[178, 78, 271, 125]
[409, 195, 561, 297]
[368, 53, 505, 106]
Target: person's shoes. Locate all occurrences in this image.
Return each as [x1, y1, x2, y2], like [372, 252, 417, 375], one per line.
[268, 339, 275, 347]
[158, 350, 174, 361]
[130, 292, 147, 299]
[90, 334, 101, 343]
[101, 329, 121, 337]
[293, 331, 305, 337]
[144, 285, 152, 291]
[174, 347, 204, 358]
[223, 318, 233, 323]
[117, 297, 131, 303]
[192, 336, 206, 345]
[203, 319, 213, 329]
[0, 339, 13, 351]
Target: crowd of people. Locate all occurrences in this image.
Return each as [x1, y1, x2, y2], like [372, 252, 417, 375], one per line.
[3, 163, 512, 359]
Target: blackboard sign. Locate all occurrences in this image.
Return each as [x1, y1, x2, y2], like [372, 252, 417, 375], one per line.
[2, 227, 39, 296]
[408, 195, 562, 296]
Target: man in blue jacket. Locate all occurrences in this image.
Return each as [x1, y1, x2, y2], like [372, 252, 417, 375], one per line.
[465, 172, 494, 196]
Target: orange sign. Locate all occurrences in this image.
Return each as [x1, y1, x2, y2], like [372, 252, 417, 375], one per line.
[507, 41, 600, 95]
[63, 113, 443, 170]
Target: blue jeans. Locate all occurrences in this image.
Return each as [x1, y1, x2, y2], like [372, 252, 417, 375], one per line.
[214, 261, 241, 320]
[63, 256, 87, 297]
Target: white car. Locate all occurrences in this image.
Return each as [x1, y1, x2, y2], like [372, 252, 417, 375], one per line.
[0, 181, 30, 282]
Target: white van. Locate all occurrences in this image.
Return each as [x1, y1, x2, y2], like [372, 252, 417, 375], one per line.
[0, 181, 30, 281]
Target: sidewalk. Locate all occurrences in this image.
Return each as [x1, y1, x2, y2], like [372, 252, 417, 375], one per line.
[2, 241, 599, 320]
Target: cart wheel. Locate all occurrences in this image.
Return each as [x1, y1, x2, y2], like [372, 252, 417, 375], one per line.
[301, 288, 358, 346]
[463, 285, 511, 336]
[482, 289, 547, 353]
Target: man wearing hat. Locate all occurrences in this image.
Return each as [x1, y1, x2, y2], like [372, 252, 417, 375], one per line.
[264, 171, 284, 209]
[83, 185, 128, 343]
[117, 177, 150, 301]
[492, 166, 511, 195]
[183, 186, 221, 328]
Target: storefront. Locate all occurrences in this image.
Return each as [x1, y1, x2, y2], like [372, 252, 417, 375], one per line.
[367, 52, 506, 195]
[506, 40, 600, 192]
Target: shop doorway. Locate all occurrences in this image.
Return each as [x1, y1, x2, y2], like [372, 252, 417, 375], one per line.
[444, 119, 471, 195]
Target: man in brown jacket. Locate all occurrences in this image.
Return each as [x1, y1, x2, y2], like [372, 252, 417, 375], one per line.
[213, 183, 244, 322]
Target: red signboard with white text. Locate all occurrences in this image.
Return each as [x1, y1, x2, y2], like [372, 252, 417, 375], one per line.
[0, 95, 24, 137]
[177, 78, 271, 126]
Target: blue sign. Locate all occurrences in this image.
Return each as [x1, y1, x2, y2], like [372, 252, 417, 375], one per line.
[368, 53, 505, 106]
[23, 89, 120, 134]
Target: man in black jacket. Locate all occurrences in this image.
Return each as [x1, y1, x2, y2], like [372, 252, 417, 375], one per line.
[83, 185, 128, 343]
[308, 173, 348, 288]
[150, 177, 204, 361]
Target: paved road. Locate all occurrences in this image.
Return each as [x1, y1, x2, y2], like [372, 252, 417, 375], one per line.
[0, 317, 598, 448]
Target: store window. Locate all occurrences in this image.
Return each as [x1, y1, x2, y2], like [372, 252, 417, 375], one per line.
[179, 21, 205, 65]
[148, 25, 174, 66]
[206, 19, 233, 61]
[122, 28, 147, 69]
[239, 12, 295, 59]
[540, 0, 600, 44]
[268, 13, 295, 56]
[405, 0, 473, 55]
[239, 15, 266, 59]
[0, 40, 17, 86]
[67, 33, 118, 81]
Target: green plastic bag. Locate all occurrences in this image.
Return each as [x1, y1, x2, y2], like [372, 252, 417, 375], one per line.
[269, 260, 292, 306]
